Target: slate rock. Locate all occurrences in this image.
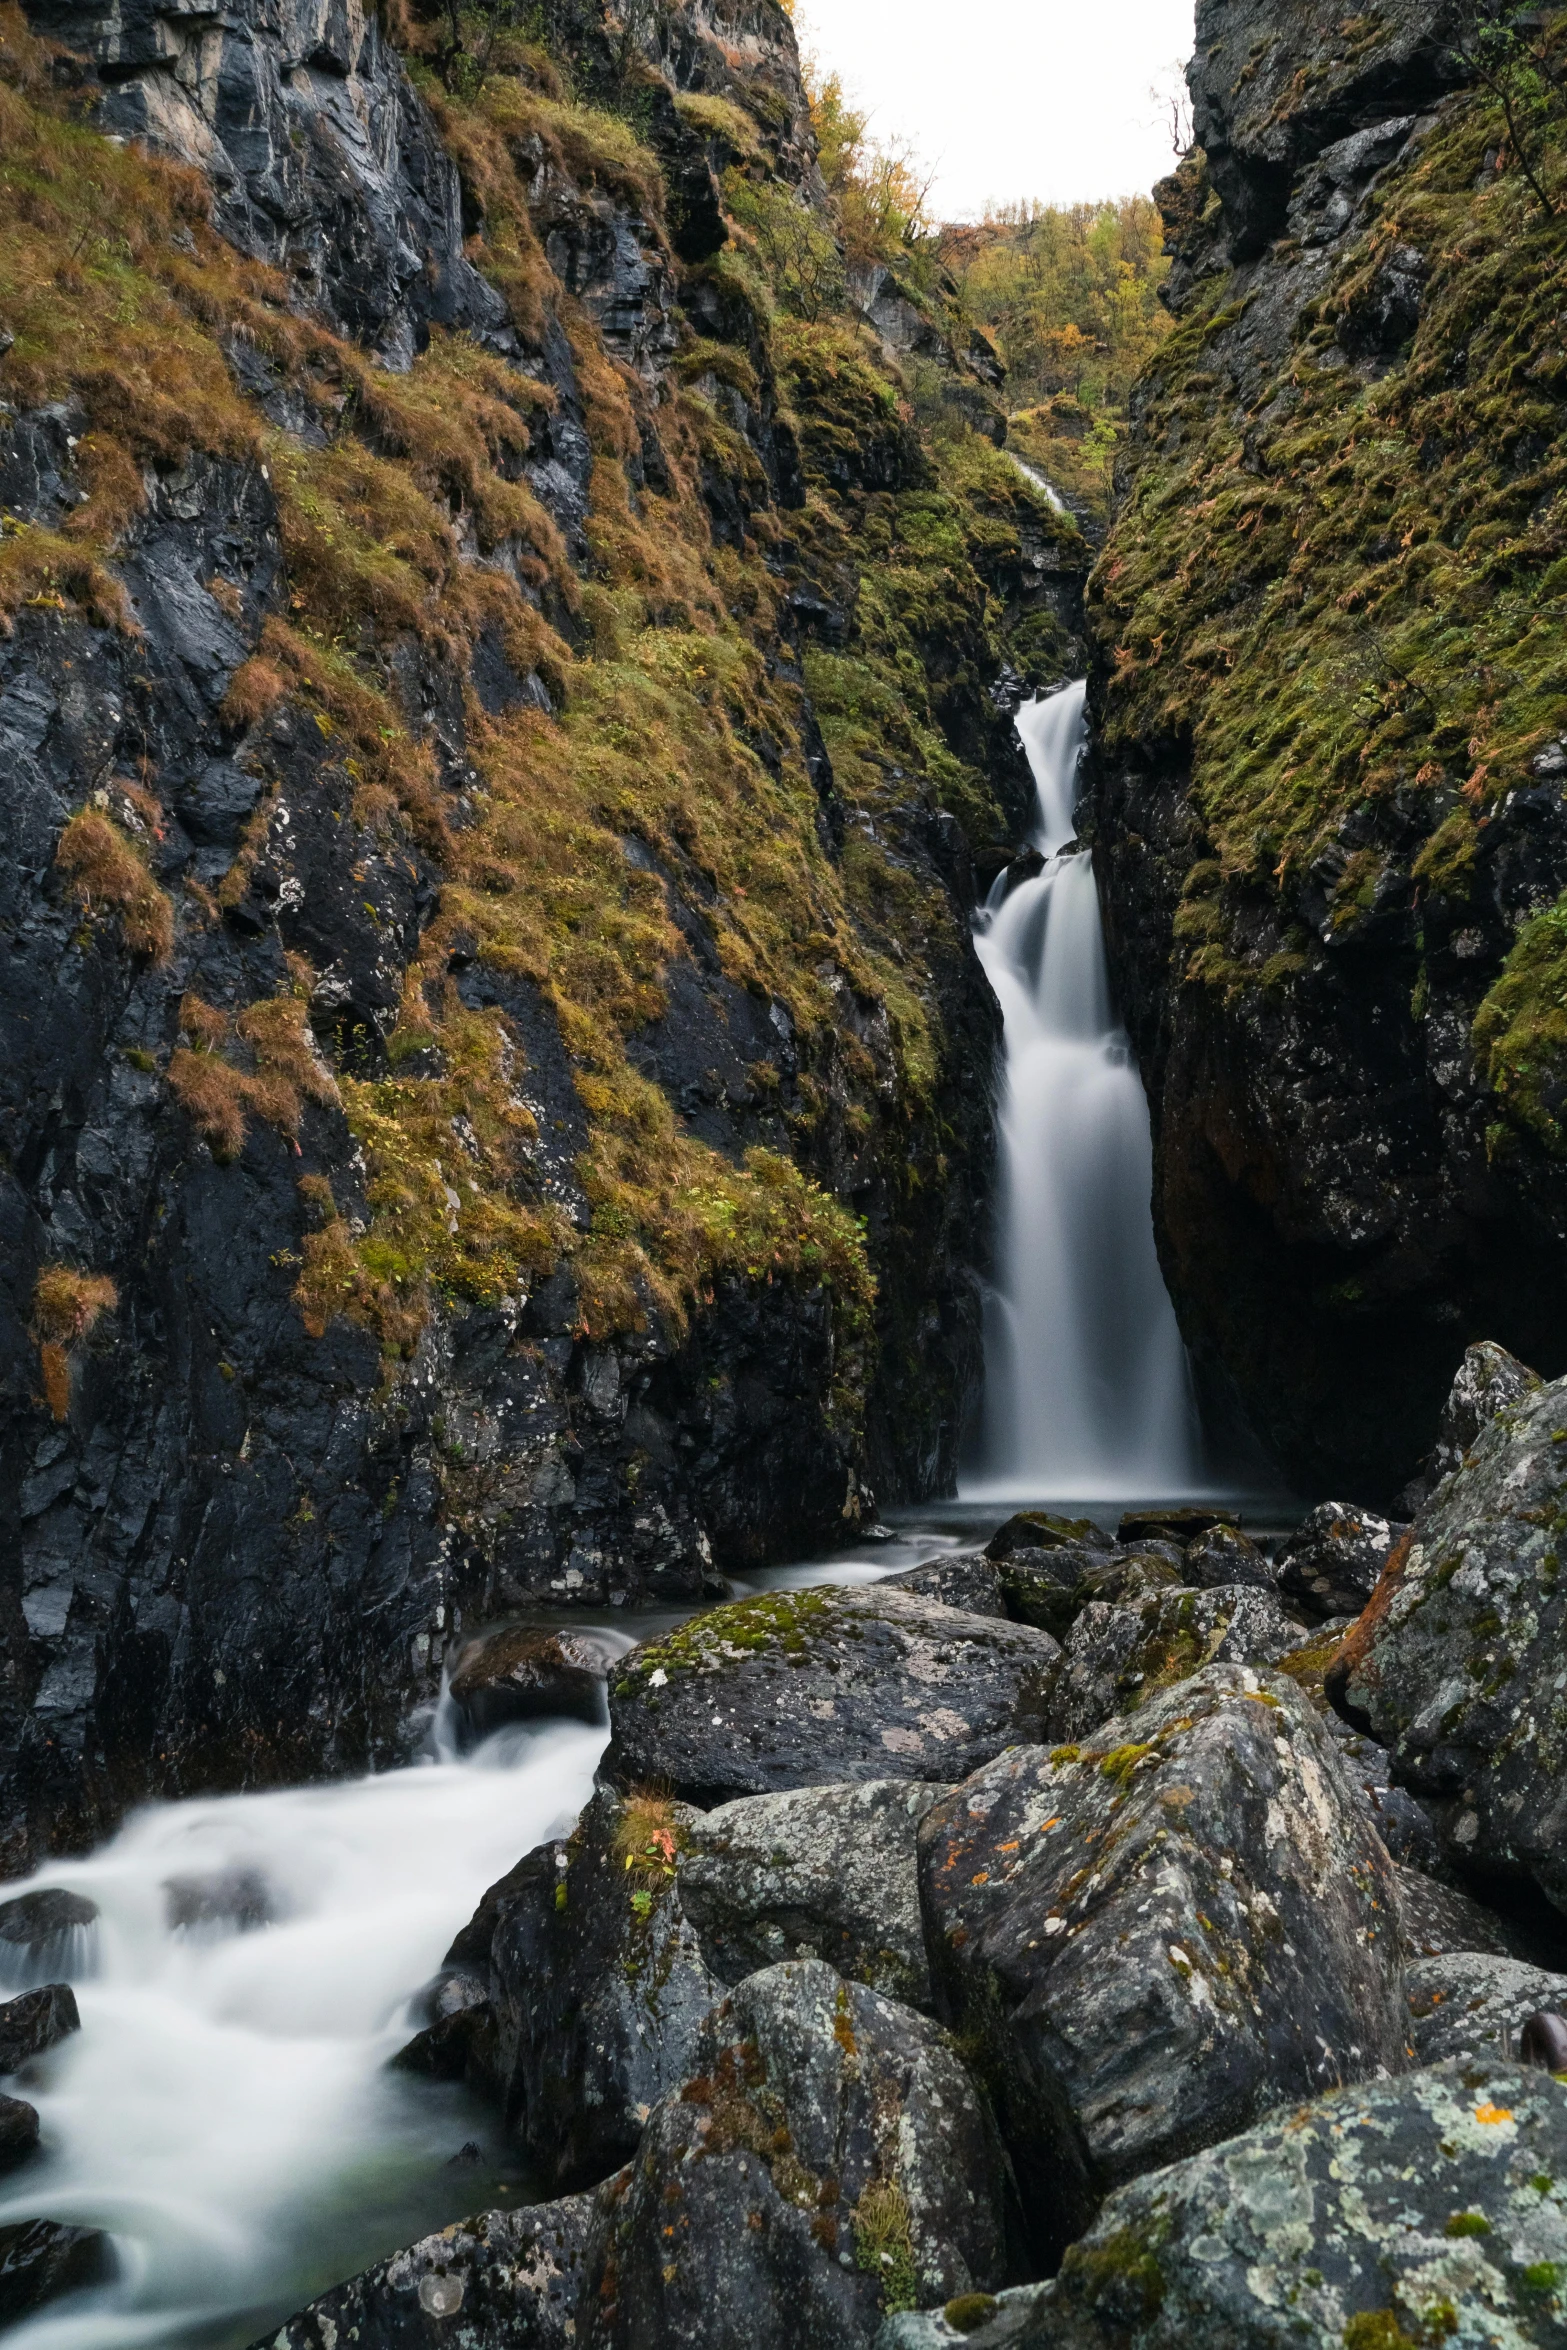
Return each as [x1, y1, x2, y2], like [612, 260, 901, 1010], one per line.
[678, 1779, 953, 2010]
[1115, 1508, 1234, 1546]
[0, 2218, 113, 2328]
[580, 1958, 1009, 2349]
[995, 1546, 1107, 1642]
[1329, 1372, 1567, 1911]
[0, 1890, 98, 1986]
[972, 2059, 1567, 2350]
[605, 1586, 1062, 1806]
[253, 2195, 593, 2349]
[985, 1514, 1112, 1561]
[0, 1983, 80, 2074]
[1046, 1586, 1301, 1743]
[1180, 1522, 1273, 1590]
[1406, 1951, 1567, 2065]
[882, 1558, 1005, 1618]
[0, 2094, 38, 2171]
[1395, 1860, 1524, 1961]
[474, 1787, 719, 2191]
[1275, 1501, 1398, 1619]
[919, 1663, 1407, 2259]
[1072, 1551, 1186, 1608]
[1426, 1339, 1541, 1492]
[446, 1625, 624, 1746]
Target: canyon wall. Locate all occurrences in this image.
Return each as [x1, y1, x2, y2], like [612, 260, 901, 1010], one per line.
[1090, 0, 1567, 1496]
[0, 0, 1079, 1862]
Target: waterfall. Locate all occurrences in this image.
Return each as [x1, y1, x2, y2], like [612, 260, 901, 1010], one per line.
[963, 680, 1204, 1502]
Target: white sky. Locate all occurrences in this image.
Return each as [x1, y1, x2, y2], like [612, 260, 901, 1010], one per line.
[792, 0, 1198, 221]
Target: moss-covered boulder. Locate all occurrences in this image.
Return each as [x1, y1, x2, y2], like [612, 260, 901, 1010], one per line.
[1046, 1584, 1301, 1741]
[678, 1778, 952, 2011]
[901, 2061, 1567, 2350]
[603, 1587, 1061, 1806]
[985, 1513, 1112, 1561]
[919, 1664, 1406, 2263]
[1329, 1370, 1567, 1914]
[579, 1958, 1009, 2349]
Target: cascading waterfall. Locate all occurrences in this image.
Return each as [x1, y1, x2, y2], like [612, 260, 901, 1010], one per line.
[964, 680, 1203, 1501]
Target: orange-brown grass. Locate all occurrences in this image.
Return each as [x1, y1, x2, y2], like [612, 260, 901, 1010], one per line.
[168, 980, 340, 1160]
[31, 1261, 118, 1419]
[55, 808, 174, 959]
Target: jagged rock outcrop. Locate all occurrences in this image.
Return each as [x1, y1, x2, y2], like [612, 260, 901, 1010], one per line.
[0, 0, 1083, 1862]
[1089, 0, 1567, 1496]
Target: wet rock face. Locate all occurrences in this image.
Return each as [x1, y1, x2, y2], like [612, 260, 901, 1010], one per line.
[257, 2194, 594, 2349]
[1045, 1585, 1301, 1742]
[1275, 1503, 1399, 1620]
[579, 1958, 1010, 2350]
[0, 2219, 114, 2329]
[1016, 2060, 1567, 2350]
[461, 1788, 719, 2194]
[603, 1587, 1062, 1807]
[678, 1779, 951, 2010]
[1329, 1371, 1567, 1914]
[919, 1665, 1407, 2261]
[0, 1983, 80, 2073]
[446, 1623, 626, 1745]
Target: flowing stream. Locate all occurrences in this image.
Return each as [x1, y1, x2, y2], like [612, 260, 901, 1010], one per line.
[0, 1526, 968, 2350]
[964, 680, 1203, 1502]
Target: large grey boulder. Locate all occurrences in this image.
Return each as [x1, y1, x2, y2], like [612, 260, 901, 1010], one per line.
[889, 2059, 1567, 2350]
[605, 1586, 1061, 1806]
[920, 1664, 1406, 2260]
[1407, 1951, 1567, 2065]
[678, 1780, 952, 2010]
[883, 1557, 1006, 1617]
[430, 1788, 720, 2193]
[1275, 1502, 1399, 1620]
[1329, 1369, 1567, 1913]
[1046, 1585, 1301, 1742]
[1424, 1340, 1541, 1491]
[251, 2196, 593, 2349]
[580, 1958, 1009, 2350]
[1179, 1522, 1273, 1591]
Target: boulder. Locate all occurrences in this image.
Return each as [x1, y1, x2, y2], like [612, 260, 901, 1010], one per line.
[580, 1958, 1009, 2349]
[1072, 1551, 1185, 1608]
[995, 1546, 1107, 1642]
[392, 1965, 495, 2082]
[0, 1983, 80, 2074]
[1323, 1716, 1447, 1874]
[883, 1558, 1005, 1618]
[919, 1664, 1407, 2260]
[1115, 1509, 1234, 1546]
[1424, 1339, 1541, 1494]
[985, 1514, 1112, 1561]
[678, 1779, 953, 2010]
[1406, 1952, 1567, 2064]
[1275, 1501, 1398, 1619]
[447, 1625, 627, 1745]
[1180, 1522, 1273, 1591]
[1395, 1863, 1514, 1962]
[1328, 1372, 1567, 1912]
[968, 2059, 1567, 2350]
[0, 2219, 113, 2328]
[472, 1787, 719, 2192]
[604, 1587, 1061, 1807]
[0, 2096, 38, 2172]
[253, 2195, 593, 2349]
[0, 1890, 98, 1987]
[1046, 1586, 1301, 1743]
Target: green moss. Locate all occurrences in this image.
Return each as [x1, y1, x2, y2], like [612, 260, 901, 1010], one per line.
[1060, 2225, 1166, 2320]
[851, 2178, 918, 2314]
[943, 2295, 1000, 2334]
[1094, 67, 1567, 1068]
[628, 1586, 835, 1683]
[1444, 2210, 1490, 2237]
[1343, 2314, 1418, 2350]
[1522, 2261, 1562, 2293]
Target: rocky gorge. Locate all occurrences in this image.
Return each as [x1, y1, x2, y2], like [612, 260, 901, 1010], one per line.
[5, 0, 1567, 2342]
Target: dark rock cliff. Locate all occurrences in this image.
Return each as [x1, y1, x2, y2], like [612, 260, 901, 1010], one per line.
[1088, 0, 1567, 1498]
[0, 0, 1081, 1864]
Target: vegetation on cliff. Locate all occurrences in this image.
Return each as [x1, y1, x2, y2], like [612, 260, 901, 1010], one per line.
[0, 0, 1074, 1406]
[1093, 40, 1567, 1149]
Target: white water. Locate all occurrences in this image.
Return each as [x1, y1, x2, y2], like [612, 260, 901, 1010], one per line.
[964, 680, 1203, 1502]
[1007, 452, 1067, 513]
[0, 1708, 616, 2350]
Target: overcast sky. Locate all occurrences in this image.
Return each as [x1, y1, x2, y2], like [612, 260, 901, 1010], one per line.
[792, 0, 1198, 221]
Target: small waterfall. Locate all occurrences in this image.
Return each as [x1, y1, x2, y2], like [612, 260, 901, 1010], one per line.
[964, 680, 1203, 1502]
